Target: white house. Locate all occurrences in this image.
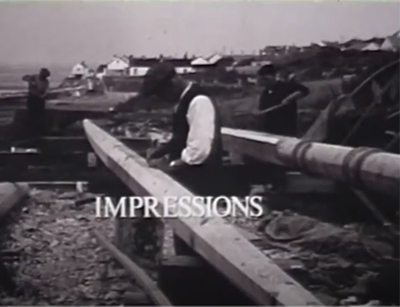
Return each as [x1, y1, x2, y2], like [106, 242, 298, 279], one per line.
[129, 67, 150, 77]
[106, 55, 130, 75]
[128, 58, 159, 77]
[175, 66, 196, 74]
[362, 42, 382, 51]
[190, 54, 224, 67]
[207, 54, 223, 65]
[128, 57, 195, 77]
[71, 61, 89, 77]
[191, 57, 210, 66]
[381, 31, 400, 51]
[168, 58, 195, 74]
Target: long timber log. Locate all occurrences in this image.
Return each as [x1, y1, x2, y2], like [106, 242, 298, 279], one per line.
[0, 86, 85, 101]
[3, 136, 151, 152]
[0, 152, 90, 166]
[92, 230, 172, 306]
[83, 119, 323, 306]
[222, 127, 400, 198]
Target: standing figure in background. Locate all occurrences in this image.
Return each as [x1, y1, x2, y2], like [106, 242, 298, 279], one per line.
[257, 64, 309, 137]
[22, 68, 50, 137]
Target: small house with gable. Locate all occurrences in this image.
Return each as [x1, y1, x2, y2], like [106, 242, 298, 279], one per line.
[167, 58, 195, 74]
[381, 31, 400, 51]
[128, 57, 160, 77]
[106, 55, 130, 75]
[71, 61, 89, 78]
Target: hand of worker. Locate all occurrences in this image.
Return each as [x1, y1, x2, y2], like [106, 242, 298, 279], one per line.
[234, 110, 258, 117]
[146, 157, 175, 173]
[146, 147, 165, 168]
[167, 159, 187, 173]
[147, 158, 161, 168]
[146, 147, 157, 161]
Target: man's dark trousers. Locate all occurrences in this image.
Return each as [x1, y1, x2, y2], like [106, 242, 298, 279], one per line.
[26, 95, 45, 137]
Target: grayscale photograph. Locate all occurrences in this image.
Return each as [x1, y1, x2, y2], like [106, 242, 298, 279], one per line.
[0, 1, 399, 306]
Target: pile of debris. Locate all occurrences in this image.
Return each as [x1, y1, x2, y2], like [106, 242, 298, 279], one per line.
[257, 210, 399, 306]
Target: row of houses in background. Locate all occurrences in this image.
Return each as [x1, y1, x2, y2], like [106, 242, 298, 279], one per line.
[260, 30, 400, 58]
[320, 30, 399, 52]
[70, 54, 271, 79]
[70, 30, 399, 79]
[99, 53, 270, 77]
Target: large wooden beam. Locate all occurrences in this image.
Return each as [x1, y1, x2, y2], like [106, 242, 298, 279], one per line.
[0, 86, 85, 100]
[83, 119, 323, 306]
[222, 127, 285, 166]
[92, 230, 172, 306]
[0, 167, 115, 183]
[221, 127, 400, 197]
[0, 151, 91, 167]
[5, 136, 151, 153]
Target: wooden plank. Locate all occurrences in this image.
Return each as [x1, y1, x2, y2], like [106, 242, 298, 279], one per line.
[284, 172, 336, 194]
[159, 254, 255, 305]
[92, 230, 172, 306]
[0, 86, 85, 101]
[0, 167, 114, 183]
[0, 136, 150, 152]
[9, 136, 151, 153]
[122, 291, 152, 305]
[221, 127, 285, 166]
[14, 181, 85, 190]
[0, 152, 91, 167]
[83, 119, 323, 306]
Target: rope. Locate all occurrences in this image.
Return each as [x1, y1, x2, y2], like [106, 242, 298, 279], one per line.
[339, 62, 400, 239]
[286, 140, 313, 171]
[349, 59, 399, 98]
[341, 147, 383, 189]
[384, 132, 400, 152]
[341, 76, 395, 146]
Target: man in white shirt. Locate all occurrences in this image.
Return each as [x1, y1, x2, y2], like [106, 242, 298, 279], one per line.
[116, 61, 223, 195]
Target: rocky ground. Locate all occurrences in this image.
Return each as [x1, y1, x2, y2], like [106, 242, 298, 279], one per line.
[0, 187, 149, 306]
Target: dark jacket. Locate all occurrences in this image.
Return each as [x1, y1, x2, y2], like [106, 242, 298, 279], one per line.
[23, 75, 49, 99]
[23, 74, 49, 113]
[258, 80, 309, 136]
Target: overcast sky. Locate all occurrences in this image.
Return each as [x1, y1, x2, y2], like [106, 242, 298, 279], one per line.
[0, 1, 398, 66]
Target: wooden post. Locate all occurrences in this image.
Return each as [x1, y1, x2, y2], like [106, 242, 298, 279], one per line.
[92, 230, 172, 306]
[104, 184, 165, 270]
[115, 213, 164, 270]
[158, 255, 256, 305]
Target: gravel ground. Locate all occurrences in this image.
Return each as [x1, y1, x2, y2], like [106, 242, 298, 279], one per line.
[0, 187, 145, 306]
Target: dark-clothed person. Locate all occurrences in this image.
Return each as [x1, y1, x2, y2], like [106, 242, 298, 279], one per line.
[22, 68, 50, 137]
[115, 62, 223, 196]
[258, 65, 309, 136]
